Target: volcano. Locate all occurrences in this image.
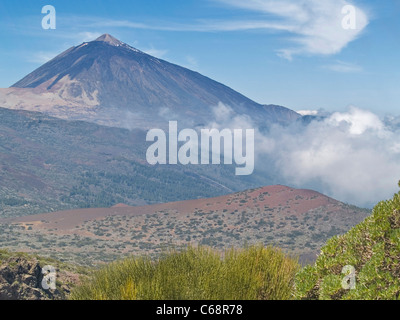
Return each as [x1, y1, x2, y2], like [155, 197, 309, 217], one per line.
[1, 34, 300, 129]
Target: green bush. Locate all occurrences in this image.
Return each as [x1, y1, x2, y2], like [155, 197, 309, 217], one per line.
[295, 183, 400, 300]
[71, 245, 299, 300]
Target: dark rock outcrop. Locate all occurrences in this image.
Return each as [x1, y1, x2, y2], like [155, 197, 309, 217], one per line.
[0, 255, 76, 300]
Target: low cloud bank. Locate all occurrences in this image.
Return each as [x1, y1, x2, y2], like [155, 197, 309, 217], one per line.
[212, 103, 400, 208]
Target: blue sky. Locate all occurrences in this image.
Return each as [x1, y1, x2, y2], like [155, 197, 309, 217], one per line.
[0, 0, 399, 115]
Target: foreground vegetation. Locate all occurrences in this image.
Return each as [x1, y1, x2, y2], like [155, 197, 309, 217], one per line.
[295, 184, 400, 300]
[71, 185, 400, 301]
[71, 245, 299, 300]
[3, 185, 400, 300]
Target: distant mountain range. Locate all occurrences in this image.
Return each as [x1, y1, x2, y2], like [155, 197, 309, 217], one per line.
[0, 34, 300, 129]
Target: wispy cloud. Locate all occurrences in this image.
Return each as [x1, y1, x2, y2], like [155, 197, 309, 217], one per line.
[143, 47, 169, 59]
[83, 16, 290, 32]
[322, 60, 363, 73]
[184, 56, 199, 70]
[27, 32, 103, 64]
[20, 0, 368, 62]
[77, 0, 368, 60]
[215, 0, 369, 60]
[77, 31, 103, 43]
[28, 51, 59, 64]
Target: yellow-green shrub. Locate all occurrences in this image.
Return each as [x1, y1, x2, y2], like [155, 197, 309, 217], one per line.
[71, 245, 299, 300]
[295, 183, 400, 300]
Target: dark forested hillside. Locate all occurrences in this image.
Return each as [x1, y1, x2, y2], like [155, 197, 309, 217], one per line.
[0, 107, 256, 218]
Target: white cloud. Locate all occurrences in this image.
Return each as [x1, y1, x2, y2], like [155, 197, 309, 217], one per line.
[322, 60, 363, 73]
[28, 51, 59, 64]
[184, 56, 199, 70]
[216, 0, 369, 59]
[28, 32, 103, 64]
[328, 107, 383, 135]
[75, 0, 368, 60]
[297, 110, 319, 116]
[258, 107, 400, 207]
[207, 103, 400, 208]
[143, 48, 168, 58]
[208, 103, 255, 130]
[83, 17, 291, 33]
[77, 31, 103, 43]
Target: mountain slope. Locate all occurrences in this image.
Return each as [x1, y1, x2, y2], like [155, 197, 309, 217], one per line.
[4, 185, 370, 265]
[0, 107, 260, 218]
[4, 34, 300, 129]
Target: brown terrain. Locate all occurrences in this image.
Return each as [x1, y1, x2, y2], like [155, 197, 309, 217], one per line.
[1, 185, 370, 266]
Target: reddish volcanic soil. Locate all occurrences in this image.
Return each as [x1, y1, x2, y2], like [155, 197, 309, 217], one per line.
[13, 185, 338, 231]
[5, 185, 370, 265]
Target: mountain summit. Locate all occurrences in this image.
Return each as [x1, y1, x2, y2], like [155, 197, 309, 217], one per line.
[5, 34, 300, 129]
[95, 33, 124, 46]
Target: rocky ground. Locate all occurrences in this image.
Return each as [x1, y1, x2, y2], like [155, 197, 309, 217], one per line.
[0, 250, 85, 300]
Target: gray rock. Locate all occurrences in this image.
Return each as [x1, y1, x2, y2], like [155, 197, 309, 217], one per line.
[0, 256, 64, 300]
